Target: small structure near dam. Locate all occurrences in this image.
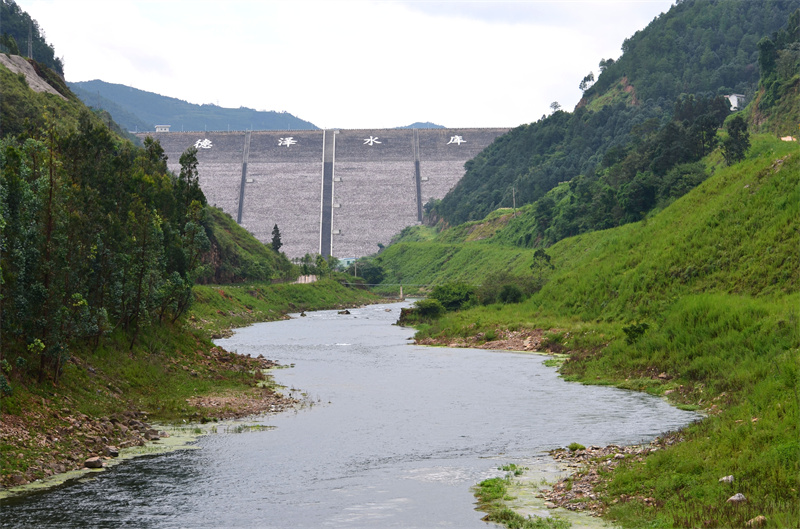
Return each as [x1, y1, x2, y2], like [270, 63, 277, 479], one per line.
[136, 128, 508, 259]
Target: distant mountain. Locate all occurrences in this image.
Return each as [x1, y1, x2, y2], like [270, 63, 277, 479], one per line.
[68, 80, 318, 132]
[398, 122, 445, 129]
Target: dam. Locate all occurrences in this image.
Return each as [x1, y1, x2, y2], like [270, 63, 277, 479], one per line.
[137, 128, 508, 259]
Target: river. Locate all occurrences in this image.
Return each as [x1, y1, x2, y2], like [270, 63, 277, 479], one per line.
[1, 301, 698, 528]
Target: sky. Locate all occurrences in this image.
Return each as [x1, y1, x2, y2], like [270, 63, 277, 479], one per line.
[22, 0, 675, 129]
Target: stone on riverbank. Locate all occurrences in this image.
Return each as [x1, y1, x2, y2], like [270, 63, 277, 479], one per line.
[84, 457, 104, 469]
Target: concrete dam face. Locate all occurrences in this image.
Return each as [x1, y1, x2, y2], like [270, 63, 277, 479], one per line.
[137, 128, 509, 259]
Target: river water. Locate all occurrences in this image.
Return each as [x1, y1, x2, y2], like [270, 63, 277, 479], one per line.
[1, 302, 698, 528]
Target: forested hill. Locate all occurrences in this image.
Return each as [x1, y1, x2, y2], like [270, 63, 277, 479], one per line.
[0, 0, 63, 76]
[0, 34, 294, 385]
[69, 80, 318, 132]
[435, 0, 796, 226]
[584, 0, 791, 103]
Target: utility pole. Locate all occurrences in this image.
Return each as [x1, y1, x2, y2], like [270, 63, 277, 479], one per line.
[27, 20, 33, 58]
[512, 186, 517, 217]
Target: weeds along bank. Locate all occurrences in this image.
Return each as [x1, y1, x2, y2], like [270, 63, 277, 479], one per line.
[385, 138, 799, 527]
[0, 280, 378, 490]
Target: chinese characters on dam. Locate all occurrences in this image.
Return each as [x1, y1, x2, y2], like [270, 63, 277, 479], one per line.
[138, 128, 508, 259]
[193, 135, 470, 151]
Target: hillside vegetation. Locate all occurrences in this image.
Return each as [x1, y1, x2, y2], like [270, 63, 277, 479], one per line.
[0, 3, 376, 491]
[0, 0, 63, 75]
[373, 5, 800, 526]
[435, 0, 796, 227]
[382, 133, 799, 527]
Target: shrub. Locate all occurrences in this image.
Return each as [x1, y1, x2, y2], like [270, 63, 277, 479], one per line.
[623, 322, 650, 344]
[0, 374, 12, 397]
[430, 282, 478, 312]
[397, 298, 446, 325]
[498, 284, 523, 304]
[414, 298, 446, 319]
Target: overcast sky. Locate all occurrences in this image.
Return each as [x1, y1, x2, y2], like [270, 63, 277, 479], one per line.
[22, 0, 674, 129]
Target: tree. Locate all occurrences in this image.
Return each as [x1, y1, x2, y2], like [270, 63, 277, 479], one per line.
[599, 58, 615, 72]
[271, 224, 282, 252]
[721, 115, 750, 166]
[579, 72, 595, 92]
[549, 101, 561, 113]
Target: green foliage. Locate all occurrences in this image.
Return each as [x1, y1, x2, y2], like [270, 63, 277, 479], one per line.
[0, 0, 64, 75]
[622, 322, 649, 345]
[435, 0, 795, 229]
[721, 114, 751, 165]
[0, 374, 12, 396]
[270, 224, 282, 253]
[413, 298, 446, 319]
[0, 33, 20, 55]
[586, 0, 793, 103]
[379, 135, 799, 527]
[430, 282, 477, 312]
[199, 207, 292, 284]
[568, 442, 586, 452]
[0, 67, 291, 382]
[189, 279, 378, 338]
[349, 257, 385, 285]
[498, 284, 523, 304]
[397, 298, 446, 326]
[750, 9, 800, 135]
[476, 270, 541, 306]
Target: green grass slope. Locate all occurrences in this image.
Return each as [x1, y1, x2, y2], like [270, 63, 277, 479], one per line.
[379, 136, 799, 527]
[201, 206, 294, 284]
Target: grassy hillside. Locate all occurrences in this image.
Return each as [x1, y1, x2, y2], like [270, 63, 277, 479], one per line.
[379, 136, 799, 527]
[201, 206, 294, 284]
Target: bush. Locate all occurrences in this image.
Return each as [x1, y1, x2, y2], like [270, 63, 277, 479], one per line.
[498, 284, 523, 304]
[622, 322, 650, 344]
[430, 282, 478, 312]
[0, 374, 12, 397]
[397, 298, 446, 325]
[414, 298, 446, 319]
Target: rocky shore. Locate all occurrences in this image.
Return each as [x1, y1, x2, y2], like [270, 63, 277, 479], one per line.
[0, 348, 295, 490]
[541, 433, 683, 516]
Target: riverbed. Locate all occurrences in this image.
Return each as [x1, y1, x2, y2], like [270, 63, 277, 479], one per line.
[1, 301, 698, 528]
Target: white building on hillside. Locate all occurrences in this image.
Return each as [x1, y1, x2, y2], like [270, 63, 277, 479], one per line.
[724, 94, 746, 111]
